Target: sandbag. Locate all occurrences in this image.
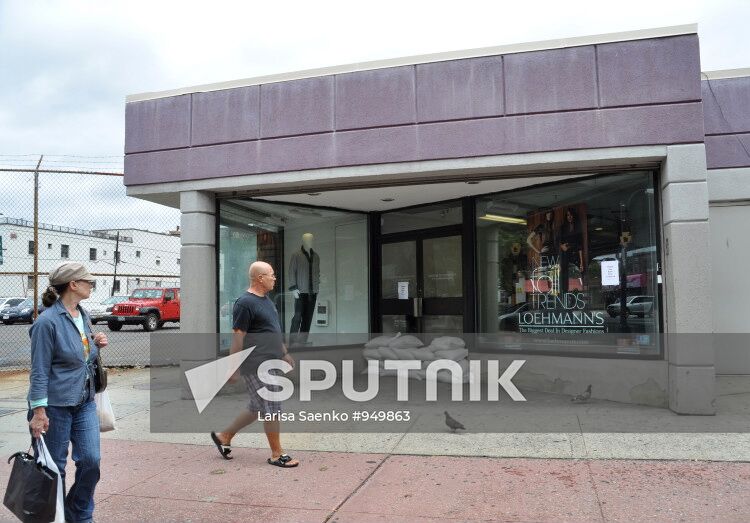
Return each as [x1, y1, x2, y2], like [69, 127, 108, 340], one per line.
[388, 335, 423, 349]
[364, 333, 400, 348]
[433, 348, 469, 361]
[427, 336, 466, 351]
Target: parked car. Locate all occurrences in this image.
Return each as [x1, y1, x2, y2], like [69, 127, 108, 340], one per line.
[606, 295, 655, 318]
[1, 297, 45, 325]
[86, 295, 130, 324]
[108, 287, 180, 331]
[0, 297, 26, 313]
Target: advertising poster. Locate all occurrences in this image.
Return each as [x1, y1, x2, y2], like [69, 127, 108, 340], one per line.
[519, 203, 604, 334]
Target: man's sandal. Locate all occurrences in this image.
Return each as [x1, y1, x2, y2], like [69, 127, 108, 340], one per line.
[210, 432, 233, 460]
[267, 454, 299, 468]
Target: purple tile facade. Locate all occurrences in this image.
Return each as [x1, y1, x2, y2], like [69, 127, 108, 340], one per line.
[416, 56, 504, 121]
[597, 35, 701, 107]
[260, 77, 334, 138]
[125, 34, 705, 186]
[702, 76, 750, 169]
[125, 95, 191, 154]
[191, 87, 259, 146]
[504, 47, 597, 114]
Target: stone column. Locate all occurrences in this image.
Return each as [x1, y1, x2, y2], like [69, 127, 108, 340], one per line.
[179, 191, 217, 399]
[660, 144, 715, 414]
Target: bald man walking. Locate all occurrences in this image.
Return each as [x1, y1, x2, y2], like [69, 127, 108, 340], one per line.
[211, 261, 300, 468]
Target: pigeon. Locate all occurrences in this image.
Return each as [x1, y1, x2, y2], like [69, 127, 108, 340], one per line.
[444, 411, 465, 432]
[571, 385, 592, 403]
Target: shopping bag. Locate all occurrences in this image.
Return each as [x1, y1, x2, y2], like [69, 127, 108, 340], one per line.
[95, 391, 116, 432]
[36, 436, 65, 523]
[3, 448, 56, 522]
[3, 436, 64, 522]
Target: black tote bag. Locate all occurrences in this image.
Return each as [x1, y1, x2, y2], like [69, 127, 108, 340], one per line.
[3, 450, 58, 522]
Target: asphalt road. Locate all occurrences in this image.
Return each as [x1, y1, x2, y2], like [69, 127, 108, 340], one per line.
[0, 322, 180, 368]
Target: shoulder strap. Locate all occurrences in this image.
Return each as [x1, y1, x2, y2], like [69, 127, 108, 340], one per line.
[81, 308, 101, 364]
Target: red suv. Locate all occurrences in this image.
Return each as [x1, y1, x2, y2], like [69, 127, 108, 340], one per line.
[108, 288, 180, 331]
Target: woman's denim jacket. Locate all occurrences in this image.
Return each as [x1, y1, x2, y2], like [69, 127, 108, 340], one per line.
[27, 300, 99, 408]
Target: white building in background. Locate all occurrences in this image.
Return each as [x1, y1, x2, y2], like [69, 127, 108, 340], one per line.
[0, 217, 181, 302]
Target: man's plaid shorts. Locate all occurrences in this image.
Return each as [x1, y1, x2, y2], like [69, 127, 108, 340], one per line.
[242, 369, 283, 414]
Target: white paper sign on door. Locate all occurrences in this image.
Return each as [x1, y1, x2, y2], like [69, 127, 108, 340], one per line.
[601, 260, 620, 286]
[397, 281, 409, 300]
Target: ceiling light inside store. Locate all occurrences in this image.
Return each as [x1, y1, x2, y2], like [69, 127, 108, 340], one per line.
[479, 214, 527, 225]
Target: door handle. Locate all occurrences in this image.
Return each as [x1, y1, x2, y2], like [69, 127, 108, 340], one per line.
[412, 297, 423, 317]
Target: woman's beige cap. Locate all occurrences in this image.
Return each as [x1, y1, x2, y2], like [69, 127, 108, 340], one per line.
[48, 262, 94, 285]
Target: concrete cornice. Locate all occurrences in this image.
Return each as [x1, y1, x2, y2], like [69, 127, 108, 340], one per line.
[701, 68, 750, 80]
[127, 24, 697, 103]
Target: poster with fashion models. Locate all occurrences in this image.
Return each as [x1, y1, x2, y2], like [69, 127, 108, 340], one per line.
[526, 204, 588, 294]
[519, 204, 599, 334]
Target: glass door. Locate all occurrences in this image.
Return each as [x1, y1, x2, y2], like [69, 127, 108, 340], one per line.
[380, 231, 463, 334]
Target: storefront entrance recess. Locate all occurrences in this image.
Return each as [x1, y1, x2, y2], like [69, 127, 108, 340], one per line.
[379, 225, 464, 334]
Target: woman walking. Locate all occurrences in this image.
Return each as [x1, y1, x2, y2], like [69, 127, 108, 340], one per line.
[27, 262, 108, 523]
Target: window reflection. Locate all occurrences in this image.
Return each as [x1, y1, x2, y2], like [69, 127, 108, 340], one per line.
[218, 200, 369, 347]
[476, 172, 660, 349]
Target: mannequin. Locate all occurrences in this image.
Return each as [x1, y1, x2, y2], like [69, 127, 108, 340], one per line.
[288, 233, 320, 345]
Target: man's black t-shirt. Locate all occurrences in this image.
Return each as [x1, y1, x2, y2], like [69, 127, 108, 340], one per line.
[232, 292, 283, 374]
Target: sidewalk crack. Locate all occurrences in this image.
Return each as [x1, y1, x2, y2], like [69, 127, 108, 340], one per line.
[576, 414, 590, 458]
[585, 460, 606, 523]
[323, 455, 391, 522]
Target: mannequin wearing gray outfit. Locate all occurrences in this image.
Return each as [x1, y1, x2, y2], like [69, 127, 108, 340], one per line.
[288, 234, 320, 344]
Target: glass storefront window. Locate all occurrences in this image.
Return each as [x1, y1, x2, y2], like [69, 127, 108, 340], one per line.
[476, 172, 661, 355]
[218, 200, 369, 347]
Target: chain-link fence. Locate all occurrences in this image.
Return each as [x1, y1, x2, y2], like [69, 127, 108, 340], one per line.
[0, 155, 181, 369]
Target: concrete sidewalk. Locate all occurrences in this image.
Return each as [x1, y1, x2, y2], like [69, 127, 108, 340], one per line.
[2, 368, 749, 462]
[1, 369, 750, 521]
[1, 438, 749, 522]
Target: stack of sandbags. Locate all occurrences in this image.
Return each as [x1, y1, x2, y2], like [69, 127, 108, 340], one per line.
[425, 336, 469, 383]
[363, 334, 434, 361]
[361, 334, 469, 383]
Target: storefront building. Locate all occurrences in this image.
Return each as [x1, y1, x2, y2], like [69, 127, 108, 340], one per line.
[124, 25, 750, 414]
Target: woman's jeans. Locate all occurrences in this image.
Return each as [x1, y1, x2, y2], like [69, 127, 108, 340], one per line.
[29, 390, 100, 523]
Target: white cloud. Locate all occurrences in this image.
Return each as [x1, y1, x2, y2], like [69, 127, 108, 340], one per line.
[0, 0, 747, 228]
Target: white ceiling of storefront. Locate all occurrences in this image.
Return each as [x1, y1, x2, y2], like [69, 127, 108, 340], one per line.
[258, 173, 585, 212]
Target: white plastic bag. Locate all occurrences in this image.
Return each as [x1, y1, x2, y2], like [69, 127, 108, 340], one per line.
[95, 391, 116, 432]
[37, 435, 66, 523]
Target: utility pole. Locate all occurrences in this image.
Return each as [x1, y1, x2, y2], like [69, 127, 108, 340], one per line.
[112, 231, 120, 297]
[33, 155, 43, 320]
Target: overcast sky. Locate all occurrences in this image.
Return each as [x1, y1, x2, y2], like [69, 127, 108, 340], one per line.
[0, 0, 748, 229]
